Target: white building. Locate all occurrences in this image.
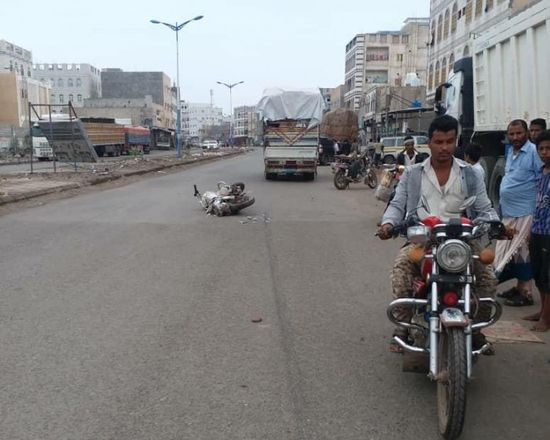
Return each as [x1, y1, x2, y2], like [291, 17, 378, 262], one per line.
[33, 63, 102, 108]
[344, 18, 430, 110]
[0, 39, 33, 78]
[234, 105, 259, 145]
[426, 0, 540, 97]
[181, 102, 224, 139]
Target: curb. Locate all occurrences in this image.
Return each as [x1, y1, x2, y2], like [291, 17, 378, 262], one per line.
[0, 150, 245, 206]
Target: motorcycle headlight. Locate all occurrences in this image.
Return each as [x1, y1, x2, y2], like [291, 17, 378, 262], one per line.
[436, 240, 471, 273]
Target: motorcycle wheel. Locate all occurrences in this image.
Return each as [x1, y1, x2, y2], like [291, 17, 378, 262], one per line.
[437, 327, 467, 440]
[334, 170, 349, 190]
[365, 169, 378, 189]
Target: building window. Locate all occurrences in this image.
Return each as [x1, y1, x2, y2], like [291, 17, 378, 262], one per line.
[441, 58, 448, 81]
[57, 64, 63, 70]
[451, 3, 458, 33]
[380, 34, 387, 43]
[396, 53, 404, 62]
[392, 35, 400, 44]
[59, 94, 64, 103]
[401, 35, 409, 44]
[463, 45, 470, 57]
[465, 0, 473, 23]
[67, 64, 73, 70]
[435, 61, 441, 87]
[69, 94, 73, 102]
[443, 9, 450, 39]
[449, 53, 455, 74]
[77, 94, 82, 102]
[76, 64, 81, 71]
[51, 94, 56, 103]
[437, 14, 443, 43]
[76, 78, 82, 87]
[58, 78, 63, 87]
[68, 78, 73, 87]
[48, 64, 54, 70]
[475, 0, 483, 17]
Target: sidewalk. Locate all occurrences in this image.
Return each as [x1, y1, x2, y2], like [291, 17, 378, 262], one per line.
[0, 149, 246, 206]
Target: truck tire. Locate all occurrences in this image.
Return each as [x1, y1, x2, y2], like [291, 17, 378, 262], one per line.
[478, 156, 496, 189]
[383, 154, 396, 165]
[265, 172, 276, 180]
[488, 157, 505, 208]
[305, 172, 315, 181]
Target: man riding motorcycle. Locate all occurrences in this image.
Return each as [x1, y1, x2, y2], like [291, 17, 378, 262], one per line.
[377, 115, 503, 353]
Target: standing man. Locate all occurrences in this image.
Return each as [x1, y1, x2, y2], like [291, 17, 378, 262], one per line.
[397, 136, 423, 166]
[495, 120, 543, 306]
[530, 118, 547, 143]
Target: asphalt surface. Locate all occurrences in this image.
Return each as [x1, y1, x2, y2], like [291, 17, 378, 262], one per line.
[1, 149, 549, 440]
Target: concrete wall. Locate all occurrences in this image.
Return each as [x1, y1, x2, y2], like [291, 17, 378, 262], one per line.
[80, 95, 163, 127]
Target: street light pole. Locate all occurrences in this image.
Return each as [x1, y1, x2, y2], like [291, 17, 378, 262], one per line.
[150, 15, 203, 158]
[216, 81, 244, 146]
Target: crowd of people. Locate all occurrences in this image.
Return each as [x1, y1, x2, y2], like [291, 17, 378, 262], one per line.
[377, 114, 550, 353]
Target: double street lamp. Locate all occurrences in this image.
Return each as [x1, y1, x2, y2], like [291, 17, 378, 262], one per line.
[216, 81, 244, 146]
[150, 15, 203, 158]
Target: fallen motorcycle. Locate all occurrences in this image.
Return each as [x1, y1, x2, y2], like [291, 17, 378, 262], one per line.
[193, 181, 255, 216]
[333, 154, 378, 190]
[383, 205, 508, 439]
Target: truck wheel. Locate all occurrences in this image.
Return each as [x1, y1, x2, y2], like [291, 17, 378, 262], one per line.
[265, 172, 275, 180]
[383, 155, 396, 165]
[488, 157, 505, 208]
[478, 156, 496, 189]
[305, 172, 315, 181]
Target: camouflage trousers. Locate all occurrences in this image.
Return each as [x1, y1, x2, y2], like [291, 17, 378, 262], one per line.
[391, 243, 497, 323]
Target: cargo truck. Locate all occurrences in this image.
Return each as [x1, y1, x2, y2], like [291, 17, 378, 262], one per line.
[124, 125, 151, 154]
[257, 89, 325, 180]
[80, 118, 125, 157]
[435, 0, 550, 206]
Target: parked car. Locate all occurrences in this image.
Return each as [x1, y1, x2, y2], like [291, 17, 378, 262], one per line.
[380, 135, 429, 164]
[201, 140, 219, 150]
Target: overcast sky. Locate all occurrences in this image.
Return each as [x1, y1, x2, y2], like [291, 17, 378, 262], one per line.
[3, 0, 429, 114]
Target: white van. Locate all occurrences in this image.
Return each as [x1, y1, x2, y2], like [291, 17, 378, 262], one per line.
[380, 135, 430, 164]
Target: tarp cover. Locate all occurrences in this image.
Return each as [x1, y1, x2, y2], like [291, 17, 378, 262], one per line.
[320, 108, 359, 141]
[257, 88, 325, 128]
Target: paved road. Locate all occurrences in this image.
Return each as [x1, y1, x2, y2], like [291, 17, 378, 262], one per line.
[1, 149, 548, 439]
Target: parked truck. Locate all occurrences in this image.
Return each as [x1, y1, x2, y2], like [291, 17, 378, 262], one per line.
[80, 117, 125, 157]
[124, 125, 151, 154]
[435, 0, 550, 206]
[257, 88, 325, 180]
[31, 123, 53, 161]
[319, 108, 359, 165]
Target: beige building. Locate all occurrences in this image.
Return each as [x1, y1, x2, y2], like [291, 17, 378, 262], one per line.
[427, 0, 543, 97]
[0, 71, 50, 127]
[344, 18, 430, 110]
[78, 95, 165, 128]
[329, 85, 346, 111]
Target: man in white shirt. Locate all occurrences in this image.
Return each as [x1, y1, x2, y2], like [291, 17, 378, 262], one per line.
[377, 115, 500, 353]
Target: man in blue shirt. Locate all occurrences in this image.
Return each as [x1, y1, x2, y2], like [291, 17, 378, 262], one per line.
[495, 119, 543, 306]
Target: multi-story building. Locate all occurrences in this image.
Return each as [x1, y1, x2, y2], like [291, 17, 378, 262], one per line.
[78, 95, 165, 128]
[100, 69, 176, 129]
[234, 105, 260, 145]
[426, 0, 541, 97]
[0, 39, 33, 78]
[330, 85, 346, 110]
[33, 63, 101, 108]
[344, 18, 430, 110]
[181, 102, 224, 139]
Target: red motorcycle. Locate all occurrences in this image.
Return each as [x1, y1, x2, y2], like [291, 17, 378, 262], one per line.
[385, 210, 507, 439]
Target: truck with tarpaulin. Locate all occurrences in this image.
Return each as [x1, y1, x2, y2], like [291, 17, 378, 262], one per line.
[257, 88, 325, 180]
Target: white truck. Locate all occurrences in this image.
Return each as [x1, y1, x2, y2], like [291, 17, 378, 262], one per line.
[435, 0, 550, 205]
[257, 88, 325, 180]
[31, 123, 53, 161]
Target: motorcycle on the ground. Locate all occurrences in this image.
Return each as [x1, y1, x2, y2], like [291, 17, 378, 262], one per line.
[193, 181, 255, 216]
[382, 203, 508, 439]
[333, 153, 378, 190]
